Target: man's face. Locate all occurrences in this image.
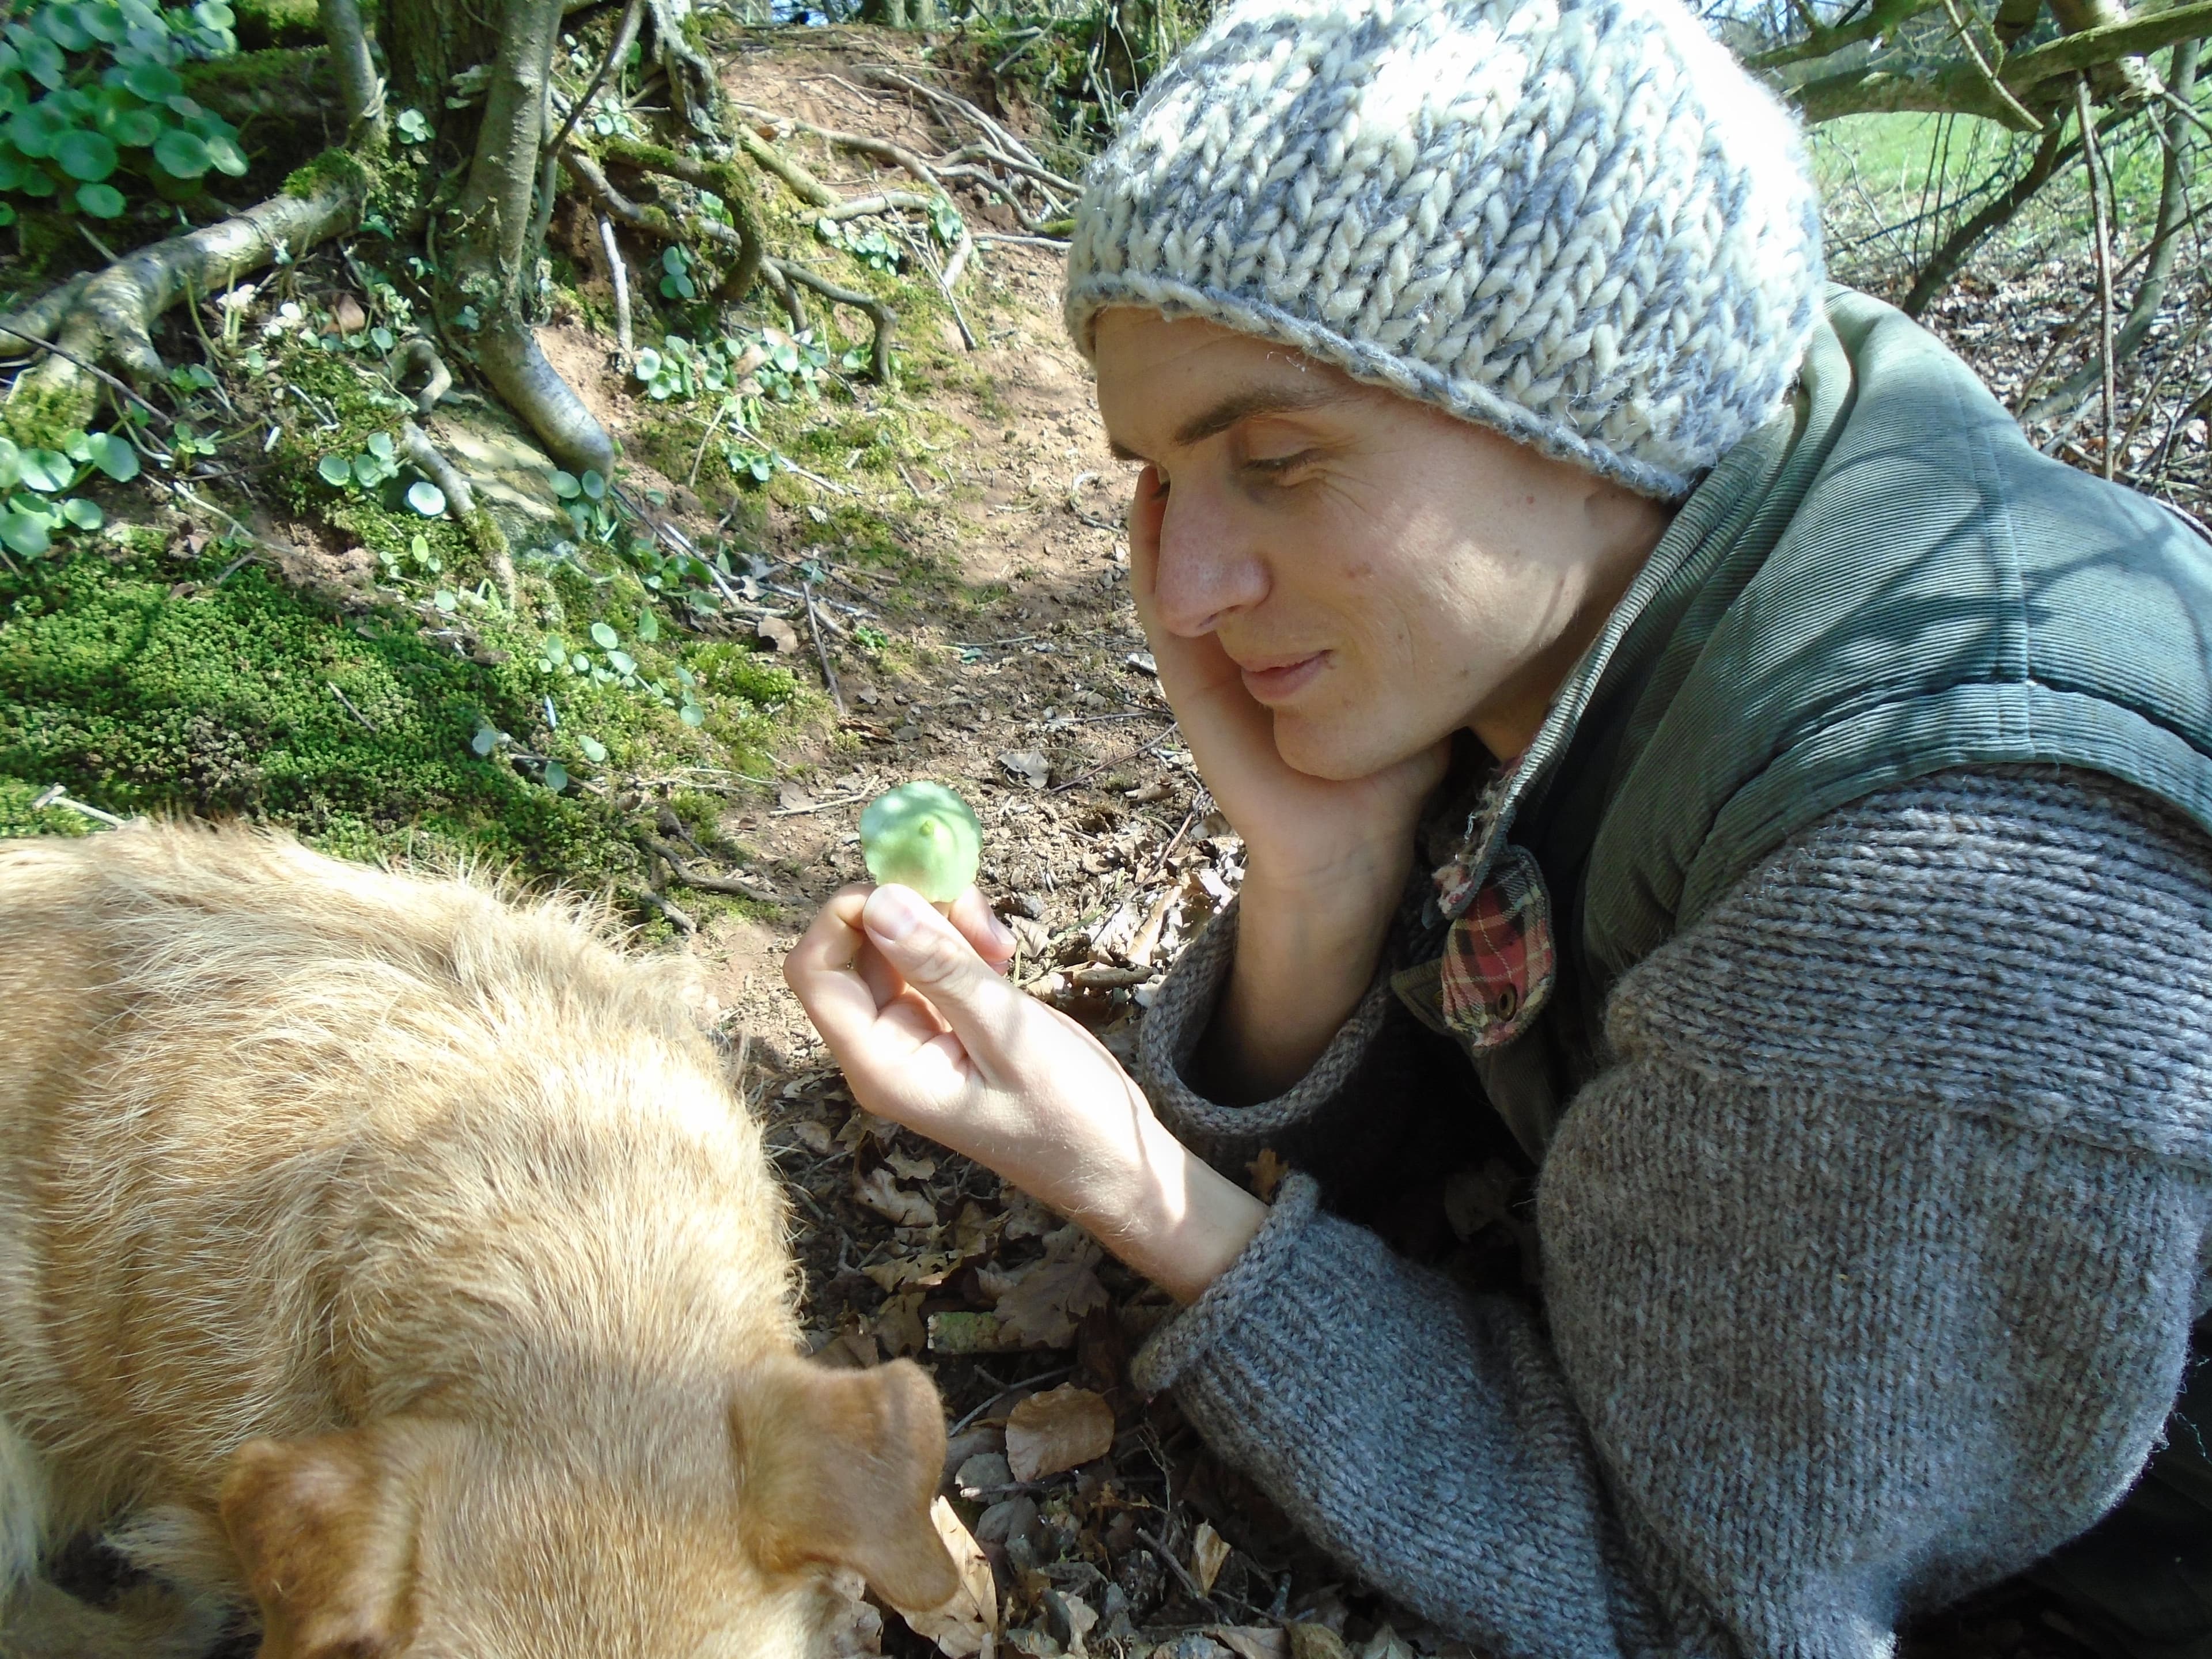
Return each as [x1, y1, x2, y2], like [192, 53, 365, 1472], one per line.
[1092, 309, 1666, 778]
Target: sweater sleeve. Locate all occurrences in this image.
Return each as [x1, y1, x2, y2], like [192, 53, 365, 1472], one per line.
[1133, 892, 1472, 1191]
[1132, 769, 2212, 1659]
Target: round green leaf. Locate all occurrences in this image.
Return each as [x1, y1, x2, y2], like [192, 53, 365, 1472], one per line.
[151, 126, 209, 179]
[679, 702, 706, 728]
[632, 347, 661, 381]
[80, 4, 126, 45]
[18, 450, 72, 493]
[579, 469, 605, 500]
[194, 1, 237, 27]
[13, 162, 54, 197]
[606, 649, 637, 676]
[121, 60, 180, 101]
[36, 5, 95, 51]
[549, 469, 579, 499]
[9, 101, 68, 158]
[54, 127, 115, 181]
[0, 438, 20, 490]
[18, 37, 65, 91]
[470, 725, 499, 756]
[578, 734, 608, 763]
[203, 131, 246, 177]
[84, 431, 137, 482]
[107, 105, 160, 147]
[316, 453, 353, 487]
[542, 760, 569, 793]
[589, 621, 619, 649]
[406, 479, 446, 516]
[0, 151, 22, 191]
[352, 454, 388, 488]
[61, 496, 101, 530]
[74, 180, 124, 217]
[366, 431, 395, 461]
[433, 587, 457, 612]
[0, 509, 50, 557]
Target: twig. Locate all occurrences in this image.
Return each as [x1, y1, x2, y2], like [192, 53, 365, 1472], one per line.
[0, 321, 169, 423]
[804, 581, 846, 715]
[31, 785, 126, 827]
[773, 790, 869, 817]
[733, 104, 942, 188]
[1938, 0, 2046, 130]
[547, 0, 645, 160]
[1134, 1526, 1222, 1612]
[1050, 722, 1181, 793]
[599, 214, 634, 368]
[638, 834, 781, 901]
[326, 680, 378, 732]
[973, 233, 1071, 249]
[2078, 75, 2118, 480]
[1134, 804, 1200, 888]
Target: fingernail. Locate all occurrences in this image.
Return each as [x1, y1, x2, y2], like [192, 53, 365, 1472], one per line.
[868, 883, 927, 943]
[988, 913, 1017, 953]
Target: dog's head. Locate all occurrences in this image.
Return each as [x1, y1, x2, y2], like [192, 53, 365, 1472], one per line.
[217, 1356, 960, 1658]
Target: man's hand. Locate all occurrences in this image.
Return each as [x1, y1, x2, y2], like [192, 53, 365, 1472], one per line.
[1129, 465, 1445, 1096]
[785, 881, 1267, 1303]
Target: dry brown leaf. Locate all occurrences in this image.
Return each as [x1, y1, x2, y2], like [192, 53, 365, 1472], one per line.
[874, 1289, 926, 1357]
[1005, 1384, 1115, 1480]
[885, 1149, 938, 1181]
[790, 1118, 836, 1156]
[889, 1497, 999, 1658]
[1210, 1630, 1287, 1659]
[759, 615, 801, 653]
[1286, 1627, 1349, 1659]
[993, 1228, 1111, 1349]
[1190, 1521, 1231, 1595]
[862, 1251, 962, 1293]
[1245, 1149, 1290, 1202]
[824, 1570, 885, 1659]
[854, 1166, 936, 1228]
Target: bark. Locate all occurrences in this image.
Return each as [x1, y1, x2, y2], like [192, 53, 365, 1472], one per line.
[1903, 116, 2073, 315]
[2, 160, 368, 444]
[447, 0, 615, 474]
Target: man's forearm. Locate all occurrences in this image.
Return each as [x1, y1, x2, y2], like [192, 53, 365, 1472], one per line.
[1193, 862, 1406, 1102]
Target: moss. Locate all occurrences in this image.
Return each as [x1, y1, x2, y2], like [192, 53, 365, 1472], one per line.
[3, 369, 97, 451]
[0, 546, 790, 884]
[283, 147, 375, 202]
[232, 0, 328, 50]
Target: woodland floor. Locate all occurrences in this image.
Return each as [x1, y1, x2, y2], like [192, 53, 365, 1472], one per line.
[10, 22, 2195, 1659]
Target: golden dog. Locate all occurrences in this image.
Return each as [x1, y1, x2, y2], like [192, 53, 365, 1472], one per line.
[0, 823, 956, 1657]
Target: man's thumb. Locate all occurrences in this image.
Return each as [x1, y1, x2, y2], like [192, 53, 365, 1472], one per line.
[862, 884, 991, 999]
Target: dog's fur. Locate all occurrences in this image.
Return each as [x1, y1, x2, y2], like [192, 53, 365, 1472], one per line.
[0, 823, 957, 1657]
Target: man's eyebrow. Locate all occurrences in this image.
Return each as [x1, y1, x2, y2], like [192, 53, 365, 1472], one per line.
[1105, 385, 1345, 464]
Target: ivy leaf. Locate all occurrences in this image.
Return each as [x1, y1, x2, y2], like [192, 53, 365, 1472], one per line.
[74, 180, 124, 217]
[406, 479, 446, 516]
[54, 127, 116, 181]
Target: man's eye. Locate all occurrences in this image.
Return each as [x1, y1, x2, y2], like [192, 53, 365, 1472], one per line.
[1244, 452, 1313, 480]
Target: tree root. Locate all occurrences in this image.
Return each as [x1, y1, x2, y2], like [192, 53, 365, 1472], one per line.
[599, 215, 635, 366]
[476, 316, 615, 477]
[391, 338, 454, 414]
[641, 0, 718, 138]
[763, 259, 895, 382]
[596, 134, 766, 301]
[2, 156, 368, 444]
[399, 419, 517, 605]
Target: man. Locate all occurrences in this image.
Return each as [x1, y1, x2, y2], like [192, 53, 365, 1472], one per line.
[787, 0, 2212, 1649]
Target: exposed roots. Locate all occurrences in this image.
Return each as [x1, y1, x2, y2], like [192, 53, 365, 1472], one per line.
[763, 259, 895, 383]
[475, 315, 615, 477]
[399, 419, 517, 605]
[596, 134, 766, 301]
[391, 338, 454, 415]
[2, 158, 367, 444]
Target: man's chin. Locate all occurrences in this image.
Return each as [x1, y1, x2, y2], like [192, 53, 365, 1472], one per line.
[1270, 715, 1393, 782]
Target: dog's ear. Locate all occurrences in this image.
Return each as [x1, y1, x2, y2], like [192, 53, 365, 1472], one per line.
[736, 1355, 960, 1611]
[217, 1426, 422, 1658]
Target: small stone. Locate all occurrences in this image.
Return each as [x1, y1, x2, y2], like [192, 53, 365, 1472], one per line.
[956, 1452, 1013, 1496]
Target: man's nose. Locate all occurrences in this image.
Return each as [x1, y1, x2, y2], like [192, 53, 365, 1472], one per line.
[1152, 482, 1267, 637]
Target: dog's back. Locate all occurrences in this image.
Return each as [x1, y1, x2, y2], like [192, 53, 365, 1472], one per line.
[0, 824, 954, 1658]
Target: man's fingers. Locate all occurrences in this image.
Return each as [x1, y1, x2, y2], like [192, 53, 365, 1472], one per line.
[861, 884, 1028, 1069]
[947, 885, 1016, 971]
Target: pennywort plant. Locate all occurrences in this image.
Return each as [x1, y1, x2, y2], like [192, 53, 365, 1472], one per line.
[0, 429, 138, 556]
[0, 0, 249, 225]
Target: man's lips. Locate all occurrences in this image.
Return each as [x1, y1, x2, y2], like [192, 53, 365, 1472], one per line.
[1233, 650, 1327, 702]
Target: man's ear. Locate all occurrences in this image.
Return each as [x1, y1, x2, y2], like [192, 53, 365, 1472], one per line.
[217, 1424, 429, 1659]
[736, 1355, 960, 1611]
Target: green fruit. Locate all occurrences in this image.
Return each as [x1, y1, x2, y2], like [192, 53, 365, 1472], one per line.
[859, 781, 983, 904]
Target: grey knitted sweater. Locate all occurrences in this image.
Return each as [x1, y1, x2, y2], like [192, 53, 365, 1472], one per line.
[1131, 768, 2212, 1659]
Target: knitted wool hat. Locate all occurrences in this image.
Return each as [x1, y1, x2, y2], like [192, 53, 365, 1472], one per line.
[1063, 0, 1826, 498]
